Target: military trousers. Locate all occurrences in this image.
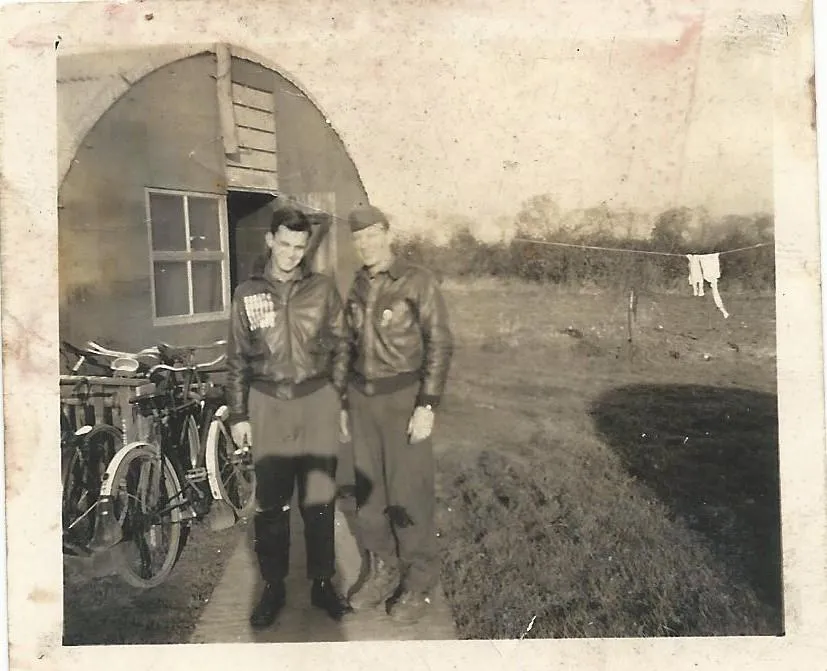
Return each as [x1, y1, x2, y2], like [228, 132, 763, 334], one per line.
[349, 382, 438, 593]
[248, 383, 339, 584]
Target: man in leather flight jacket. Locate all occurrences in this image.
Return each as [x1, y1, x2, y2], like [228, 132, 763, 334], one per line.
[343, 205, 453, 624]
[226, 206, 352, 628]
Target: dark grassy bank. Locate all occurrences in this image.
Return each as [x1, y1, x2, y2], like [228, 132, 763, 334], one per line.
[432, 278, 781, 639]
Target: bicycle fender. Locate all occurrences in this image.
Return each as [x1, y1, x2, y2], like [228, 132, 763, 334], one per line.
[89, 441, 153, 552]
[204, 407, 229, 501]
[90, 443, 185, 554]
[98, 441, 151, 497]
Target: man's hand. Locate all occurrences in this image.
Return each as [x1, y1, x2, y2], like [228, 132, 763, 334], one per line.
[339, 409, 351, 443]
[407, 406, 435, 444]
[230, 420, 252, 450]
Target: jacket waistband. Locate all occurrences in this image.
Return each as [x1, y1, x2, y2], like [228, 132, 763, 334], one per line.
[251, 376, 329, 402]
[349, 371, 420, 397]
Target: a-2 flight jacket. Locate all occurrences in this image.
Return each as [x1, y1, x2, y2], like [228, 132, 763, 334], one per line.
[226, 262, 349, 424]
[346, 257, 453, 408]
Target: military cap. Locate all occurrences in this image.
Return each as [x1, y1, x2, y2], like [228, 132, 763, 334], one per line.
[348, 205, 389, 232]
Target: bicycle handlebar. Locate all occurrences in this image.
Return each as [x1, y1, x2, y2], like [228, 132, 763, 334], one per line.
[85, 340, 160, 360]
[157, 339, 227, 352]
[61, 341, 119, 375]
[149, 352, 227, 375]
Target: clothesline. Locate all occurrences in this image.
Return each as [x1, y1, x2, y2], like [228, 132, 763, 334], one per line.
[511, 238, 773, 257]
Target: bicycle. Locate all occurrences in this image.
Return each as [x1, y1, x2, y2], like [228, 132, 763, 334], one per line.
[59, 343, 137, 556]
[154, 339, 256, 519]
[89, 344, 255, 588]
[60, 379, 124, 556]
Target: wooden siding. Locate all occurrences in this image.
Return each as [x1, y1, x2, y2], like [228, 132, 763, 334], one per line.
[228, 58, 278, 190]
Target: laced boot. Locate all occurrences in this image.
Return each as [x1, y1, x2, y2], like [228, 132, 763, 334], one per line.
[348, 553, 400, 611]
[311, 578, 354, 620]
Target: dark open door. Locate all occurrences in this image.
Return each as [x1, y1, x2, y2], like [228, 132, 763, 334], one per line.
[227, 190, 335, 291]
[227, 190, 276, 290]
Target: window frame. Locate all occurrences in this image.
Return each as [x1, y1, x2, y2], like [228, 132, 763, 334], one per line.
[145, 187, 232, 326]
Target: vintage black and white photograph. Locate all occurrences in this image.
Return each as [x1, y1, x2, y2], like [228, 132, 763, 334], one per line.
[1, 0, 824, 667]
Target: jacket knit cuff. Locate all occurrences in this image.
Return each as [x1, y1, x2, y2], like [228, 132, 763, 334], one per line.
[416, 393, 441, 409]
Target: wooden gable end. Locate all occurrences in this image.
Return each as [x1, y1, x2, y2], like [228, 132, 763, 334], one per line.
[216, 46, 279, 192]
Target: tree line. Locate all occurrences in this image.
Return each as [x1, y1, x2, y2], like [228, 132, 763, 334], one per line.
[392, 196, 775, 292]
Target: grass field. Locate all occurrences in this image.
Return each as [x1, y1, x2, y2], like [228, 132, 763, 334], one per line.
[433, 277, 781, 638]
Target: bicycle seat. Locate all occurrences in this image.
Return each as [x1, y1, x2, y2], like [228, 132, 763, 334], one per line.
[111, 357, 141, 374]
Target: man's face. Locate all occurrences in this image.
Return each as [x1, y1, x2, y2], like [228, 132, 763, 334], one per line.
[352, 223, 392, 269]
[266, 226, 309, 274]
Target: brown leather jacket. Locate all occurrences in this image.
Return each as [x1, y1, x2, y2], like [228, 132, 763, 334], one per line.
[226, 261, 348, 423]
[346, 257, 453, 407]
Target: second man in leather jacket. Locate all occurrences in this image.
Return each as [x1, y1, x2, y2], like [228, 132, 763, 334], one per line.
[344, 204, 454, 624]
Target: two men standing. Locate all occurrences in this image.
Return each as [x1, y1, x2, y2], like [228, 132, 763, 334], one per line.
[227, 202, 453, 630]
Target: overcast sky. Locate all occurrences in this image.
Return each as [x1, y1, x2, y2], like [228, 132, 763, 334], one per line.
[313, 1, 794, 238]
[49, 0, 810, 239]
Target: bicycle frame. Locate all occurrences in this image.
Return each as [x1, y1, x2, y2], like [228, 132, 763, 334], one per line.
[89, 371, 225, 551]
[89, 384, 196, 551]
[154, 352, 238, 507]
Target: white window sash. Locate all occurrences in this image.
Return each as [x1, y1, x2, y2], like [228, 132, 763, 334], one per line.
[183, 196, 195, 316]
[146, 188, 230, 324]
[152, 251, 225, 262]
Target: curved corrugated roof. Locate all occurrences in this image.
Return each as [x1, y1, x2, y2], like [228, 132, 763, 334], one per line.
[57, 44, 334, 187]
[58, 44, 214, 185]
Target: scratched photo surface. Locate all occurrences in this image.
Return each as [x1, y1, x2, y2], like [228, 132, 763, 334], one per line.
[2, 0, 824, 668]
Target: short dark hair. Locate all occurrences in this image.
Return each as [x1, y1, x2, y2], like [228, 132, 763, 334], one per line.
[270, 206, 312, 236]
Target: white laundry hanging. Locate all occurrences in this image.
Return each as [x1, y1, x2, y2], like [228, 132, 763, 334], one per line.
[687, 252, 728, 319]
[686, 254, 704, 296]
[699, 253, 721, 281]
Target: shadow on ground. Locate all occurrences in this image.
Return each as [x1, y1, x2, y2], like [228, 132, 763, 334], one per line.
[590, 384, 783, 629]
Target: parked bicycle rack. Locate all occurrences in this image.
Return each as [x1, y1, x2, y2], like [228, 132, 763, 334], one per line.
[60, 375, 157, 442]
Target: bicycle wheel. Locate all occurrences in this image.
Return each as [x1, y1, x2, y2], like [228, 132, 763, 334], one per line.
[109, 446, 184, 589]
[61, 424, 122, 552]
[61, 439, 88, 554]
[207, 416, 256, 516]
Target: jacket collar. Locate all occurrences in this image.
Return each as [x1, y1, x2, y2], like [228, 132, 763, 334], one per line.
[361, 256, 406, 281]
[251, 251, 310, 283]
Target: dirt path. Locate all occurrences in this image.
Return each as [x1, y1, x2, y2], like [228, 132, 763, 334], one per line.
[190, 498, 457, 643]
